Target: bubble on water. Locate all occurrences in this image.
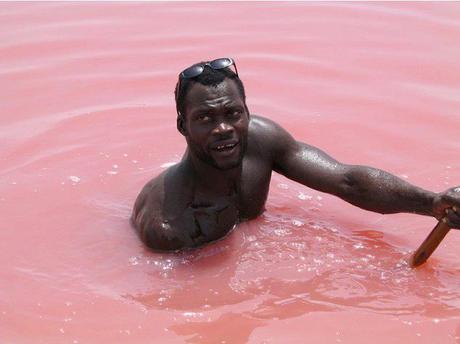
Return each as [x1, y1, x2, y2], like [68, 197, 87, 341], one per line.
[64, 318, 72, 322]
[274, 228, 290, 236]
[291, 242, 305, 250]
[123, 153, 128, 157]
[183, 312, 203, 318]
[68, 176, 81, 184]
[132, 160, 138, 164]
[298, 192, 312, 200]
[161, 162, 178, 168]
[277, 183, 289, 189]
[401, 174, 409, 179]
[112, 164, 118, 169]
[433, 318, 440, 324]
[353, 242, 365, 249]
[292, 219, 304, 226]
[10, 181, 17, 185]
[106, 170, 118, 175]
[128, 256, 140, 266]
[59, 328, 65, 333]
[246, 235, 257, 242]
[316, 196, 323, 200]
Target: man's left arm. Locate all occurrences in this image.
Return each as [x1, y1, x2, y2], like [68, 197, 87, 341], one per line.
[258, 116, 460, 228]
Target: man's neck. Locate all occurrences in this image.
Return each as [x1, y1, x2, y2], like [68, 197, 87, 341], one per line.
[184, 151, 240, 196]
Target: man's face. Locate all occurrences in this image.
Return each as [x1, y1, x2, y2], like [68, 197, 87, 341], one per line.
[180, 79, 249, 170]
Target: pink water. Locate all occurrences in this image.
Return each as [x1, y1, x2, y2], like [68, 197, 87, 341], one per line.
[1, 2, 459, 343]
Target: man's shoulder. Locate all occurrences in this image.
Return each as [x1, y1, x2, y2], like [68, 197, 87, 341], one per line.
[248, 114, 297, 156]
[133, 163, 191, 215]
[249, 114, 281, 132]
[131, 163, 194, 251]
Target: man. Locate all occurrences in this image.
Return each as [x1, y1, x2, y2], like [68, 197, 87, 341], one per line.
[131, 57, 460, 251]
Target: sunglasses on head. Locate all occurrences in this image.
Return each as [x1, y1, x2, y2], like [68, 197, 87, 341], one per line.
[176, 58, 238, 107]
[179, 57, 238, 79]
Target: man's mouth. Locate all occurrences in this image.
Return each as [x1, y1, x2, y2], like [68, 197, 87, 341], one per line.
[210, 141, 239, 153]
[213, 142, 238, 151]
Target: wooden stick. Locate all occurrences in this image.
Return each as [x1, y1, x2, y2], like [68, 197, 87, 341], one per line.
[411, 219, 451, 268]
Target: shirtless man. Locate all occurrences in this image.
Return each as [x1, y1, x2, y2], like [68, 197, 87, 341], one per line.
[131, 57, 460, 251]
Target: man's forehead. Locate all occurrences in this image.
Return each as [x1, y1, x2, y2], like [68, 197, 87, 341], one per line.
[186, 79, 243, 104]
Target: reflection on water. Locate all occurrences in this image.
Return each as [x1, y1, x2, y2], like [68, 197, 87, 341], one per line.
[1, 2, 460, 343]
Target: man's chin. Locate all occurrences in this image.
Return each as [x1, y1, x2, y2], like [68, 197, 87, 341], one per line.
[212, 159, 242, 170]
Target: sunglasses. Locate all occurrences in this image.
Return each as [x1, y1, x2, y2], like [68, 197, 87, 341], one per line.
[176, 58, 238, 106]
[179, 57, 238, 79]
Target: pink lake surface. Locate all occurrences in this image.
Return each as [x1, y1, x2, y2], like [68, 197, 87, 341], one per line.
[1, 2, 459, 343]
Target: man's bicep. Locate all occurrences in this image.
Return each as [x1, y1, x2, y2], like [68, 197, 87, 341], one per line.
[272, 133, 349, 195]
[134, 200, 190, 252]
[132, 178, 189, 251]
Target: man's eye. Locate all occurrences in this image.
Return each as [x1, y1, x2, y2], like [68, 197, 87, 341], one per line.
[229, 110, 242, 118]
[197, 114, 211, 122]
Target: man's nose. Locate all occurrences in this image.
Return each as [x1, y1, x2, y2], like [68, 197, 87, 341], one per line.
[213, 121, 234, 136]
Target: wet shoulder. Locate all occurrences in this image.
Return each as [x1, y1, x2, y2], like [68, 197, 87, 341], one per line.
[247, 114, 295, 160]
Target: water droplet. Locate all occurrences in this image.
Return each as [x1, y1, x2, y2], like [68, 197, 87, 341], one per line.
[68, 176, 81, 183]
[353, 242, 365, 249]
[292, 219, 304, 226]
[298, 192, 312, 200]
[128, 256, 140, 266]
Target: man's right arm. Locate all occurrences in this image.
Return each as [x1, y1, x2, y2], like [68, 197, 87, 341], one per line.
[131, 172, 238, 251]
[131, 178, 189, 251]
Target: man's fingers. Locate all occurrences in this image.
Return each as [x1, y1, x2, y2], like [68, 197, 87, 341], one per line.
[444, 208, 460, 229]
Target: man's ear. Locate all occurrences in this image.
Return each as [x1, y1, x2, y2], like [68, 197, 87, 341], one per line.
[245, 104, 250, 119]
[177, 113, 187, 136]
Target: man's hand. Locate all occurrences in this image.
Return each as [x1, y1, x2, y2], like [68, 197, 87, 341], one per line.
[432, 187, 460, 229]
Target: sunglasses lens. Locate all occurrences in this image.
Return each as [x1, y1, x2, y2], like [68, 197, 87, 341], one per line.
[181, 65, 204, 78]
[210, 58, 233, 69]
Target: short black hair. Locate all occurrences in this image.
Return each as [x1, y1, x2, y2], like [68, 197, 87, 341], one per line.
[174, 62, 246, 117]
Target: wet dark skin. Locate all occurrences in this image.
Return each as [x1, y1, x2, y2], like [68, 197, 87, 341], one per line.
[132, 78, 460, 251]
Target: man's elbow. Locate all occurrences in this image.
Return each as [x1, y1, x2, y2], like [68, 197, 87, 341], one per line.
[140, 224, 185, 252]
[338, 167, 368, 200]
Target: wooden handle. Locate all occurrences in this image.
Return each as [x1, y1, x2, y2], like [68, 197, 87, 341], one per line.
[411, 220, 451, 267]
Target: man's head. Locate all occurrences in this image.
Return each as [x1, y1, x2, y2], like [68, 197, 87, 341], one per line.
[174, 59, 246, 118]
[174, 58, 250, 170]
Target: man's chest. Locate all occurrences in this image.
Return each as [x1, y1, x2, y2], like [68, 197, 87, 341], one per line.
[238, 155, 273, 219]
